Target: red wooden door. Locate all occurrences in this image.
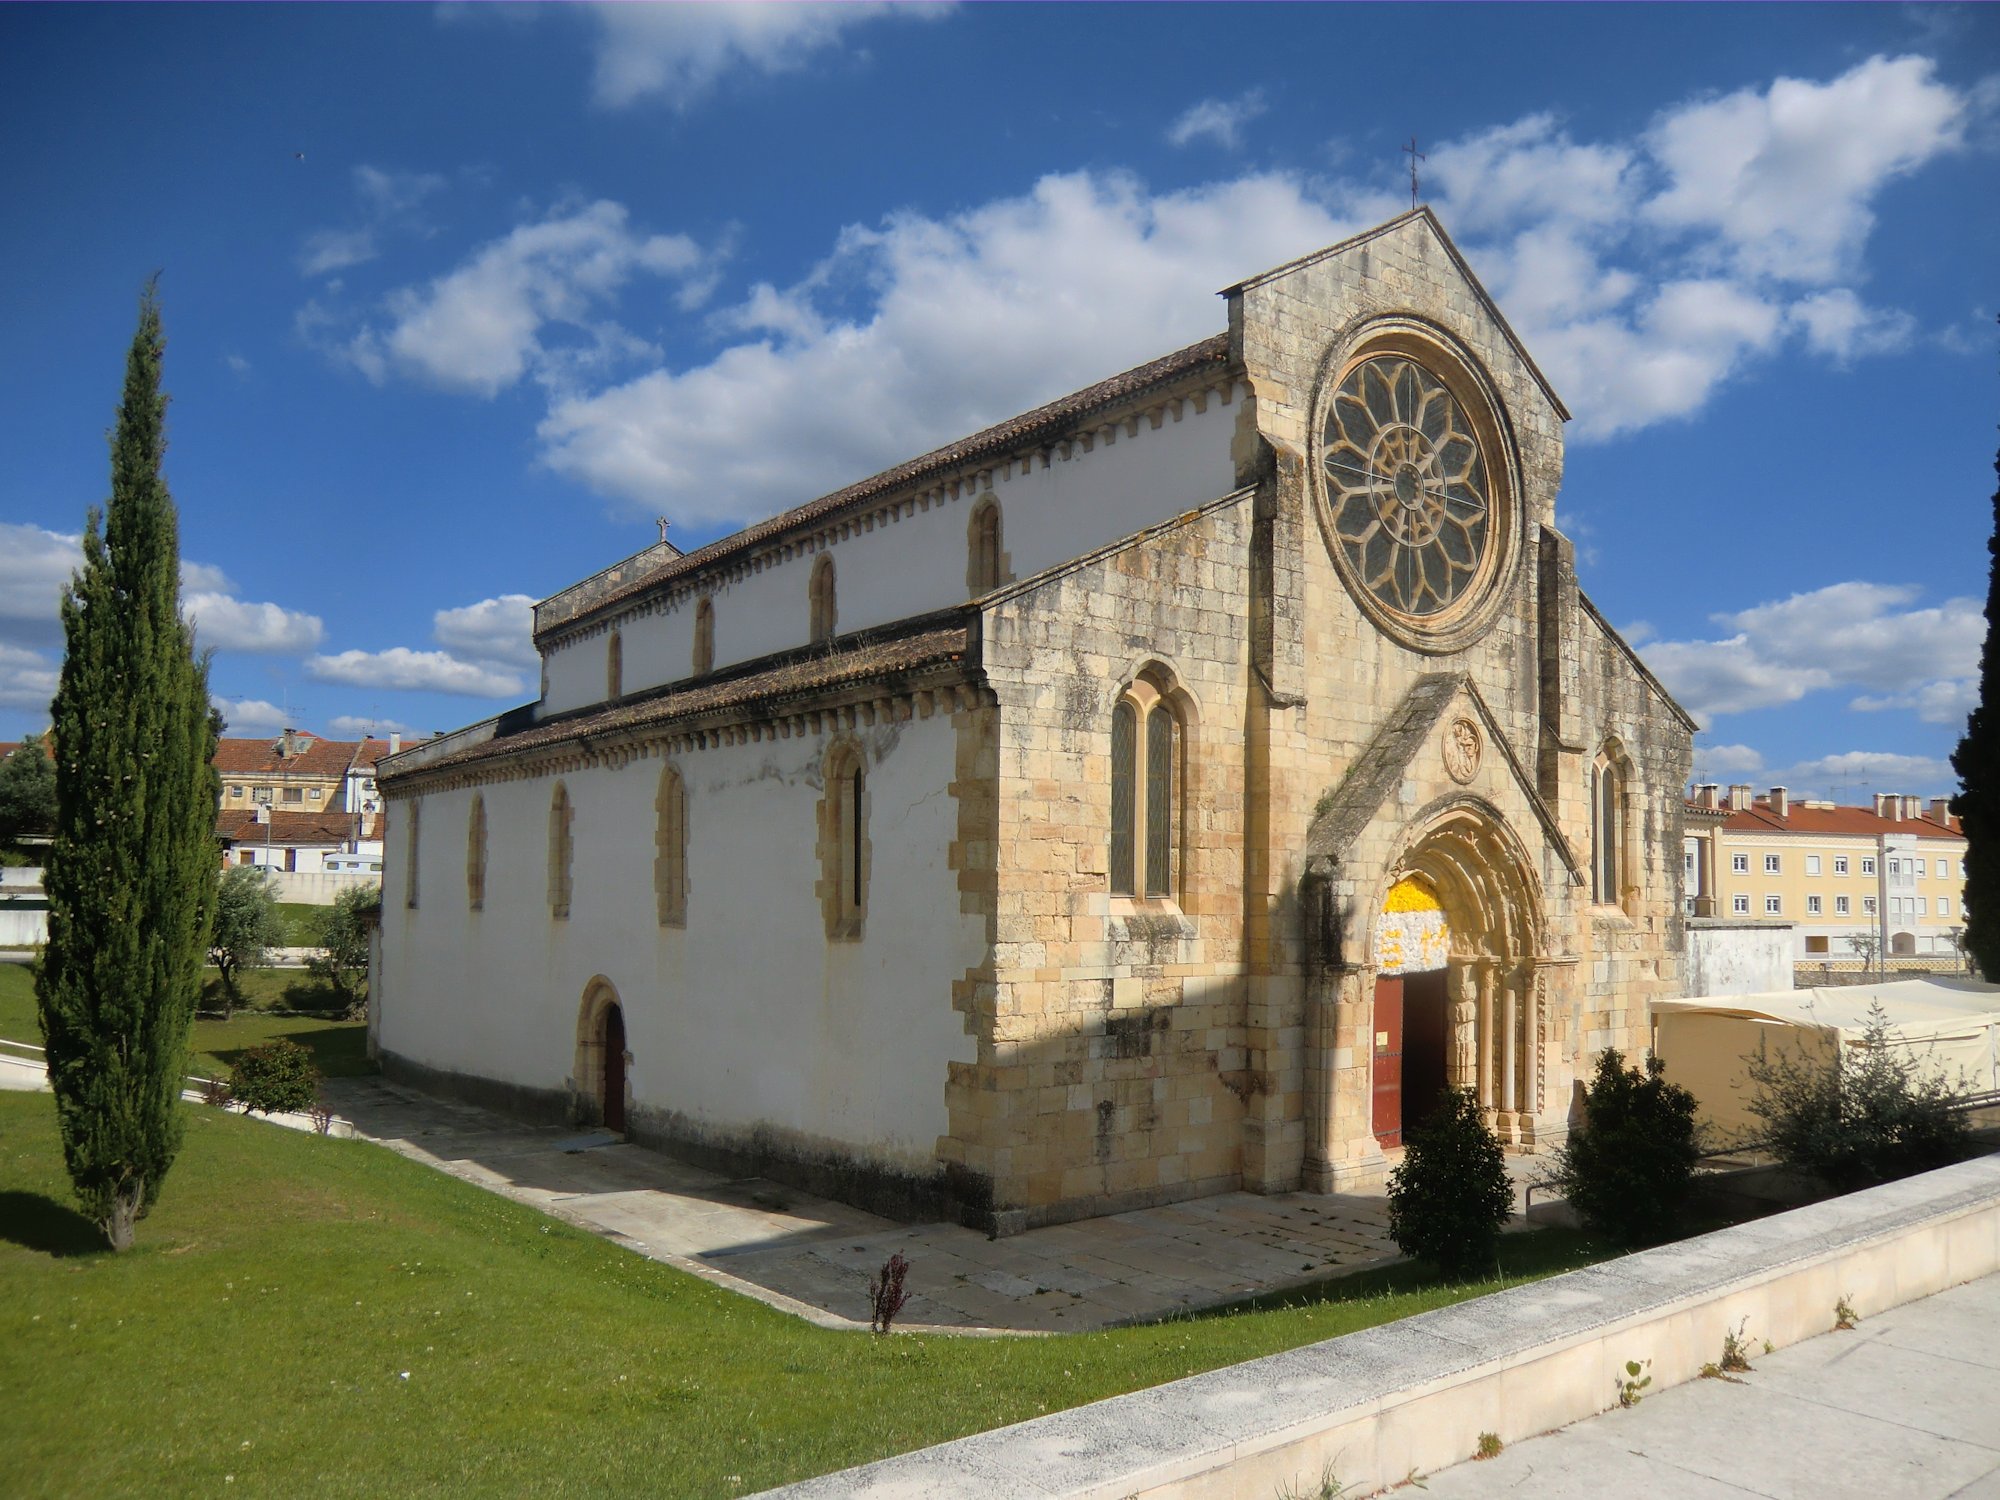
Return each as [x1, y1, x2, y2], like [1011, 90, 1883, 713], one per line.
[602, 1004, 626, 1132]
[1372, 976, 1404, 1148]
[1403, 969, 1450, 1133]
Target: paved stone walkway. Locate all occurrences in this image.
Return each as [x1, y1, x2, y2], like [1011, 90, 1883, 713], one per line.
[320, 1075, 1409, 1332]
[1417, 1269, 2000, 1499]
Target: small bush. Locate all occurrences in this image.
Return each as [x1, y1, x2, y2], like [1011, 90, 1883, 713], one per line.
[228, 1039, 320, 1116]
[1546, 1048, 1701, 1245]
[1386, 1087, 1513, 1279]
[1475, 1432, 1503, 1460]
[868, 1251, 911, 1334]
[1745, 1001, 1972, 1192]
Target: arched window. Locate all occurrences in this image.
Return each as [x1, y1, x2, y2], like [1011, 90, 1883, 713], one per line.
[1109, 676, 1182, 900]
[819, 743, 868, 939]
[655, 764, 688, 927]
[606, 629, 623, 701]
[1590, 746, 1627, 908]
[809, 554, 837, 645]
[692, 595, 715, 676]
[967, 496, 1005, 594]
[404, 799, 421, 910]
[466, 793, 487, 912]
[548, 781, 574, 921]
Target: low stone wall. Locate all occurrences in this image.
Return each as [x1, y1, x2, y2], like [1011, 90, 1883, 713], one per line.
[763, 1152, 2000, 1498]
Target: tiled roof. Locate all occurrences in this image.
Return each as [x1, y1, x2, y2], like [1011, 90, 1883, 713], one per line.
[348, 737, 415, 769]
[215, 809, 358, 846]
[1719, 804, 1963, 840]
[534, 333, 1235, 640]
[392, 615, 972, 783]
[213, 735, 361, 778]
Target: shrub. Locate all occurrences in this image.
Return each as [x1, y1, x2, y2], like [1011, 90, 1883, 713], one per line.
[228, 1039, 320, 1116]
[1386, 1087, 1512, 1279]
[868, 1252, 911, 1334]
[1546, 1048, 1701, 1245]
[1745, 1002, 1971, 1192]
[307, 887, 377, 1019]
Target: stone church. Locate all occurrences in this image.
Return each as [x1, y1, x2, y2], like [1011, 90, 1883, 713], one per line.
[374, 208, 1694, 1232]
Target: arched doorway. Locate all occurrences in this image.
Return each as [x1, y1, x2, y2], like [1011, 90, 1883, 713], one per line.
[572, 977, 630, 1132]
[1374, 799, 1547, 1147]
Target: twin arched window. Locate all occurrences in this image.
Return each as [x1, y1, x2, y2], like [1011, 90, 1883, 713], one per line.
[1110, 677, 1182, 900]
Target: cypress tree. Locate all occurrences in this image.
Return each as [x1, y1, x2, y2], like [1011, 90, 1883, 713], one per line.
[1954, 349, 2000, 981]
[36, 284, 220, 1251]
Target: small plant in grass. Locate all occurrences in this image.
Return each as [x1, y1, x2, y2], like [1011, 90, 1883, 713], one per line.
[1616, 1358, 1652, 1407]
[1745, 1001, 1972, 1192]
[308, 1089, 336, 1136]
[1274, 1459, 1352, 1500]
[1386, 1087, 1512, 1279]
[1835, 1295, 1859, 1330]
[228, 1039, 319, 1116]
[1544, 1048, 1700, 1245]
[868, 1251, 910, 1334]
[1475, 1432, 1503, 1460]
[1718, 1317, 1754, 1373]
[198, 1073, 234, 1109]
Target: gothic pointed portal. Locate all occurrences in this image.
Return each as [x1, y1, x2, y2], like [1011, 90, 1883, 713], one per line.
[1381, 800, 1549, 1148]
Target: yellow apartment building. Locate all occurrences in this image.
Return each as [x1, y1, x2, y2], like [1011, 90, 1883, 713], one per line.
[1684, 784, 1968, 963]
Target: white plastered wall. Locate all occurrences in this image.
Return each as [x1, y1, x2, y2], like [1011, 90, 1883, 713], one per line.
[376, 711, 980, 1171]
[536, 395, 1238, 716]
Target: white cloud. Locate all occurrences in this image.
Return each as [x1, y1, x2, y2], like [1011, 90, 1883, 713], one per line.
[344, 201, 710, 395]
[224, 353, 252, 377]
[1642, 54, 1965, 283]
[1426, 114, 1637, 233]
[1167, 90, 1268, 150]
[1850, 678, 1977, 726]
[540, 170, 1373, 525]
[328, 714, 419, 738]
[297, 165, 451, 278]
[185, 592, 326, 655]
[305, 647, 526, 698]
[0, 642, 59, 713]
[211, 696, 290, 734]
[299, 227, 379, 277]
[1765, 749, 1959, 799]
[1637, 581, 1981, 724]
[0, 523, 79, 646]
[432, 593, 539, 667]
[585, 1, 952, 110]
[1691, 742, 1765, 777]
[1789, 288, 1916, 361]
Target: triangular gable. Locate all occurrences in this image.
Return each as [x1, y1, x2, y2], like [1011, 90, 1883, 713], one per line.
[1223, 207, 1570, 424]
[1303, 672, 1582, 884]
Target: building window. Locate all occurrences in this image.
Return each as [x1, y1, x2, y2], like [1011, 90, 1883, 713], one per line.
[809, 554, 837, 645]
[283, 787, 303, 803]
[1110, 675, 1183, 901]
[1863, 896, 1878, 916]
[655, 764, 688, 928]
[1836, 895, 1851, 916]
[607, 628, 623, 701]
[1763, 854, 1781, 874]
[1888, 858, 1901, 877]
[1765, 895, 1782, 915]
[1833, 856, 1849, 875]
[1731, 853, 1749, 874]
[1916, 896, 1928, 917]
[693, 595, 715, 676]
[818, 743, 868, 940]
[1806, 935, 1829, 954]
[405, 800, 420, 910]
[1806, 855, 1821, 876]
[548, 781, 574, 921]
[229, 785, 244, 798]
[1861, 857, 1876, 876]
[967, 496, 1006, 594]
[309, 788, 322, 800]
[466, 794, 487, 912]
[1590, 747, 1628, 907]
[1807, 894, 1822, 915]
[1940, 895, 1952, 917]
[1732, 894, 1750, 914]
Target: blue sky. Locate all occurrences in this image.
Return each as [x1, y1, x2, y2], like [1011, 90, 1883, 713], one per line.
[1, 3, 1995, 803]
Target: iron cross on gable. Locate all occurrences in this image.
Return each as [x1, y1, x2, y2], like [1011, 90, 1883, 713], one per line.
[655, 516, 670, 544]
[1403, 137, 1425, 211]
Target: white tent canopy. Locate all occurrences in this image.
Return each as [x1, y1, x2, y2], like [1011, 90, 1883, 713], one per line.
[1651, 978, 2000, 1138]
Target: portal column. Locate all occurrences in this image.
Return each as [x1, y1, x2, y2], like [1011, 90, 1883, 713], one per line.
[1474, 960, 1495, 1119]
[1515, 963, 1540, 1140]
[1497, 971, 1519, 1143]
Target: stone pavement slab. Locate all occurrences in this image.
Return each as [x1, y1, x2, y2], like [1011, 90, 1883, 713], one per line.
[320, 1074, 1410, 1332]
[1415, 1271, 2000, 1500]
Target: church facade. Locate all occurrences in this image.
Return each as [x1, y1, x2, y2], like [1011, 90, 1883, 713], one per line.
[374, 209, 1694, 1231]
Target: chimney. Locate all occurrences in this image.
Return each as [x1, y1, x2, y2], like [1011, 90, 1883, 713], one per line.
[1930, 796, 1954, 824]
[1873, 792, 1895, 819]
[1694, 783, 1720, 809]
[1727, 783, 1753, 811]
[277, 727, 299, 760]
[1901, 794, 1922, 821]
[1768, 786, 1789, 819]
[388, 732, 401, 754]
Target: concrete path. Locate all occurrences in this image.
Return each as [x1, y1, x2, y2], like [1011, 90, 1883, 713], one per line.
[1417, 1269, 2000, 1499]
[319, 1074, 1408, 1333]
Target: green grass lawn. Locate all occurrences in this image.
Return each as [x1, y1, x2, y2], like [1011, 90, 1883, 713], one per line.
[274, 900, 323, 946]
[0, 1087, 1618, 1498]
[0, 962, 372, 1080]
